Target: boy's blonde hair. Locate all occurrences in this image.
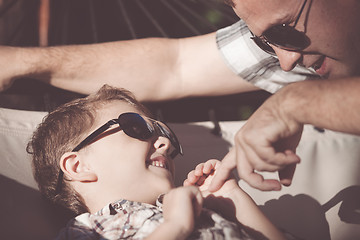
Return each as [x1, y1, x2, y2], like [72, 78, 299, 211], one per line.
[27, 85, 150, 214]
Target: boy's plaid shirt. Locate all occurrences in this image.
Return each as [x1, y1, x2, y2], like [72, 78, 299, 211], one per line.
[55, 198, 254, 239]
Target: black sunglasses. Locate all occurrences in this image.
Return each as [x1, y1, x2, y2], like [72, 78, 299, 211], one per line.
[55, 112, 183, 194]
[251, 0, 310, 55]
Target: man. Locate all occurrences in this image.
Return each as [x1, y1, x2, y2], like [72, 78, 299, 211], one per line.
[1, 0, 359, 191]
[210, 0, 360, 191]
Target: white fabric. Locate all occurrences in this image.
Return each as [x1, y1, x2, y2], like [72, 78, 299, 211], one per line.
[1, 108, 359, 239]
[0, 108, 66, 240]
[171, 122, 360, 240]
[0, 108, 46, 189]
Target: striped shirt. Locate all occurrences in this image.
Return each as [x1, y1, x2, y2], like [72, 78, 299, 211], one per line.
[216, 20, 318, 93]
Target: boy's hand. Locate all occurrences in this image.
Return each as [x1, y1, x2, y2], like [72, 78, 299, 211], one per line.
[184, 159, 239, 198]
[183, 159, 219, 188]
[162, 186, 203, 237]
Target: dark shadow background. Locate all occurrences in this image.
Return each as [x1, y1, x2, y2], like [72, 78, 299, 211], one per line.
[0, 0, 271, 122]
[0, 175, 73, 240]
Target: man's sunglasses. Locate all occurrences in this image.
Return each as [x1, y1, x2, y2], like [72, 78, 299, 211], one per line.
[251, 0, 310, 55]
[55, 112, 183, 194]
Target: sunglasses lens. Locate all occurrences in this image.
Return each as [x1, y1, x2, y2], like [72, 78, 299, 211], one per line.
[156, 122, 172, 141]
[263, 25, 310, 50]
[119, 113, 152, 140]
[252, 36, 275, 55]
[119, 112, 183, 158]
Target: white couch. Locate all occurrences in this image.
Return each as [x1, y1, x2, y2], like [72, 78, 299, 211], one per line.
[1, 107, 359, 240]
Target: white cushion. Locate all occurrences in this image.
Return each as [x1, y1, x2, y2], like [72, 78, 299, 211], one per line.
[1, 107, 359, 239]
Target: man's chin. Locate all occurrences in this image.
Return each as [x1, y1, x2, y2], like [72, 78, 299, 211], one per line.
[327, 62, 360, 79]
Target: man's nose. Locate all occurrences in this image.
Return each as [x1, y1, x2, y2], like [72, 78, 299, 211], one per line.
[273, 46, 302, 71]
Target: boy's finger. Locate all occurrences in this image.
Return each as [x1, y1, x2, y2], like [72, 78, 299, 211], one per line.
[195, 175, 206, 186]
[189, 187, 203, 217]
[195, 164, 204, 176]
[203, 161, 215, 174]
[183, 179, 190, 186]
[186, 171, 200, 184]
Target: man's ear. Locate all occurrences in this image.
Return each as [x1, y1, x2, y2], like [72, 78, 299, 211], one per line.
[60, 152, 97, 182]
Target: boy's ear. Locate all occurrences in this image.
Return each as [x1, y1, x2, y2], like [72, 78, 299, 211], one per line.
[60, 152, 97, 182]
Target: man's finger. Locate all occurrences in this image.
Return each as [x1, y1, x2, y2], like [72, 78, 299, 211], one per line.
[242, 171, 282, 191]
[238, 160, 282, 191]
[279, 163, 297, 186]
[208, 149, 237, 192]
[241, 142, 282, 172]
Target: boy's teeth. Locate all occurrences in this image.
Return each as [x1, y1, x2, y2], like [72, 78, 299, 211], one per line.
[151, 161, 165, 169]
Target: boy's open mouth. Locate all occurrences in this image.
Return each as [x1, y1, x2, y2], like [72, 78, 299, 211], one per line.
[146, 156, 169, 171]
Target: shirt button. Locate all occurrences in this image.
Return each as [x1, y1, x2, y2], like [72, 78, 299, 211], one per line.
[113, 203, 123, 211]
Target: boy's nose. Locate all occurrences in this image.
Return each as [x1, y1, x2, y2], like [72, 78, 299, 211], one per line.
[273, 46, 302, 71]
[153, 136, 172, 154]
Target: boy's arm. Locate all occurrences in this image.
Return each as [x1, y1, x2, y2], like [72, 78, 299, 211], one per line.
[185, 160, 287, 240]
[0, 33, 256, 100]
[144, 186, 203, 240]
[211, 182, 287, 240]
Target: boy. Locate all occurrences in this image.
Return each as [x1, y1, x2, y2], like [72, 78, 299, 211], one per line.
[28, 85, 288, 240]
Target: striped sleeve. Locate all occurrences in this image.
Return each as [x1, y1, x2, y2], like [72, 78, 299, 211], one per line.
[216, 20, 318, 93]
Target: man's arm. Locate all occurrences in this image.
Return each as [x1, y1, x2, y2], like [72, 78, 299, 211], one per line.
[278, 77, 360, 134]
[0, 33, 257, 101]
[211, 77, 360, 191]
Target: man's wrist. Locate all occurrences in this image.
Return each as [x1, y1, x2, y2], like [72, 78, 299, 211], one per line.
[271, 81, 306, 131]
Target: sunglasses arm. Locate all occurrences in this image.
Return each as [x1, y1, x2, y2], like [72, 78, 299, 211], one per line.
[72, 119, 118, 152]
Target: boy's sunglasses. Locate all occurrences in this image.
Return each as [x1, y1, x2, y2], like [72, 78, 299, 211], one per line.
[55, 112, 183, 194]
[251, 0, 310, 55]
[72, 112, 183, 157]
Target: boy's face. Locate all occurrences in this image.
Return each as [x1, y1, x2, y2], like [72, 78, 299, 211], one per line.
[80, 101, 176, 205]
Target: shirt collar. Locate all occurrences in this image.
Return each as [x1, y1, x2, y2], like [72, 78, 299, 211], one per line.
[96, 195, 165, 216]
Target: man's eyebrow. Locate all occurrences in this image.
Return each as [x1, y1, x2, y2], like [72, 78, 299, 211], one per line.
[223, 0, 235, 7]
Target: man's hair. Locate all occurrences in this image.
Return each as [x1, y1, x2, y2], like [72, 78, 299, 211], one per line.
[27, 85, 150, 214]
[223, 0, 235, 7]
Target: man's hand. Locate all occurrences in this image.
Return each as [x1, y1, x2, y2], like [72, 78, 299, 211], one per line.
[210, 93, 303, 192]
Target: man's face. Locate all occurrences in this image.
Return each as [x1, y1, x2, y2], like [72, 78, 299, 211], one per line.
[81, 101, 176, 206]
[230, 0, 360, 78]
